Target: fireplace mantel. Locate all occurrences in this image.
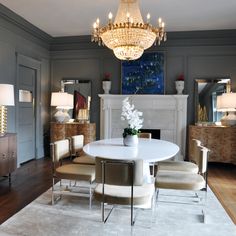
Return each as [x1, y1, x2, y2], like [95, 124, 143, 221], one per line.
[99, 94, 188, 160]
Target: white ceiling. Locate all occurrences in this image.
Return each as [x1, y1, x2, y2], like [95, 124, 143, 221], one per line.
[0, 0, 236, 37]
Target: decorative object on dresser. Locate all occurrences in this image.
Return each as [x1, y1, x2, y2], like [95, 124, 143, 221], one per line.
[0, 84, 15, 136]
[0, 133, 17, 185]
[189, 125, 236, 164]
[62, 79, 92, 123]
[194, 77, 230, 125]
[50, 122, 96, 144]
[50, 92, 73, 123]
[121, 97, 143, 146]
[92, 0, 166, 61]
[102, 73, 111, 94]
[216, 92, 236, 126]
[175, 74, 185, 95]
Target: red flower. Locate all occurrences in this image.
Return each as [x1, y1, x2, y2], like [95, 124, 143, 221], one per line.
[176, 74, 184, 81]
[103, 73, 111, 81]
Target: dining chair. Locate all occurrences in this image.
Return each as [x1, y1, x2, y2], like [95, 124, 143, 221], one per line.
[51, 139, 95, 208]
[71, 135, 95, 165]
[157, 139, 202, 174]
[94, 156, 155, 226]
[155, 145, 210, 222]
[138, 132, 152, 139]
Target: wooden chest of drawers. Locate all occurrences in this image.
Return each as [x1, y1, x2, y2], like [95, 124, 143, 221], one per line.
[0, 133, 17, 184]
[50, 122, 96, 144]
[189, 125, 236, 164]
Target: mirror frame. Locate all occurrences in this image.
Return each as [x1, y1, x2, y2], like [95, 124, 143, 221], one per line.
[61, 78, 92, 121]
[194, 77, 231, 124]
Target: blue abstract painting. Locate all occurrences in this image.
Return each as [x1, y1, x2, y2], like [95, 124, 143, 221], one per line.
[121, 52, 165, 94]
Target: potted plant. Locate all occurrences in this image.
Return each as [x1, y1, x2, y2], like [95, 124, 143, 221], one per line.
[102, 72, 111, 94]
[175, 74, 185, 94]
[121, 97, 143, 146]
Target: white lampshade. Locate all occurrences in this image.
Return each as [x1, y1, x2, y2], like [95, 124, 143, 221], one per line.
[51, 92, 73, 109]
[217, 93, 236, 112]
[0, 84, 15, 106]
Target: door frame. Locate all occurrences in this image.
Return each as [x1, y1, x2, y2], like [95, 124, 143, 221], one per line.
[16, 53, 41, 165]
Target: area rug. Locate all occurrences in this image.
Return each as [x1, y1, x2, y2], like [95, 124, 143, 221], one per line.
[0, 186, 235, 236]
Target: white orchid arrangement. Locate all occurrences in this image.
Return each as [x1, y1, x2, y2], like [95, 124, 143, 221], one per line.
[121, 97, 143, 138]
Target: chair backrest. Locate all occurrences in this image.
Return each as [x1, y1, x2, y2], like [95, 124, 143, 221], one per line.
[51, 139, 70, 162]
[195, 145, 210, 175]
[71, 135, 84, 155]
[95, 157, 143, 186]
[189, 139, 202, 164]
[199, 146, 210, 175]
[138, 132, 152, 139]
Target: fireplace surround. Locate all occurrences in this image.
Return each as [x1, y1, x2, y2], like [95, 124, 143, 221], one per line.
[99, 94, 188, 160]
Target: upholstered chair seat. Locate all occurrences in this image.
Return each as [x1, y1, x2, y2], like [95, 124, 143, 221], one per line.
[94, 182, 154, 205]
[73, 155, 95, 165]
[157, 161, 199, 173]
[155, 170, 205, 190]
[55, 163, 95, 182]
[71, 135, 95, 165]
[157, 139, 202, 174]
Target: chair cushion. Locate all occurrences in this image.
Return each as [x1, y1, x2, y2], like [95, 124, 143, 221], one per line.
[155, 171, 206, 191]
[73, 155, 95, 165]
[157, 161, 199, 173]
[55, 164, 95, 182]
[94, 183, 154, 205]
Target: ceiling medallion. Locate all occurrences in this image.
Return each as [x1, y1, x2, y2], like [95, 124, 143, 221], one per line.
[92, 0, 166, 60]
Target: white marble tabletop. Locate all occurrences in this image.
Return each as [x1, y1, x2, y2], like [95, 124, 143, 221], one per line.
[83, 138, 179, 163]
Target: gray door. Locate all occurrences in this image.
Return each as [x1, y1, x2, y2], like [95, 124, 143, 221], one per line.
[18, 65, 36, 164]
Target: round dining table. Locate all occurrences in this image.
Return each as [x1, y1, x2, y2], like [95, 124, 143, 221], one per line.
[83, 138, 179, 162]
[83, 138, 179, 182]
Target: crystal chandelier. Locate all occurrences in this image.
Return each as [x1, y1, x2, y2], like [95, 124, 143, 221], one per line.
[92, 0, 166, 61]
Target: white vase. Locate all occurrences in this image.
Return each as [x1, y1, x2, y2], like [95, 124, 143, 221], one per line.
[102, 81, 111, 94]
[123, 135, 138, 147]
[175, 81, 184, 94]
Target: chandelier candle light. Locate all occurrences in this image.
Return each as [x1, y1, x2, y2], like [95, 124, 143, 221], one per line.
[92, 0, 166, 60]
[121, 97, 143, 146]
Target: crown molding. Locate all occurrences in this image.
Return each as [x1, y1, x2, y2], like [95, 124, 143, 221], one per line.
[50, 29, 236, 51]
[1, 3, 236, 52]
[0, 4, 52, 49]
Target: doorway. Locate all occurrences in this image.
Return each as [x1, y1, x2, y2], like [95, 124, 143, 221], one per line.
[16, 54, 41, 165]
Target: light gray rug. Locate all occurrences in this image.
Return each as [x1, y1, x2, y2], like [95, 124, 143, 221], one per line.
[0, 185, 235, 236]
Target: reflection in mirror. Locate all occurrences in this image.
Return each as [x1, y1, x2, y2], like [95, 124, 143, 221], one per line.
[195, 77, 231, 124]
[61, 79, 92, 122]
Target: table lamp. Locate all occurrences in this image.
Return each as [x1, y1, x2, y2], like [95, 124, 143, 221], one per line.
[217, 92, 236, 126]
[0, 84, 15, 136]
[51, 92, 73, 123]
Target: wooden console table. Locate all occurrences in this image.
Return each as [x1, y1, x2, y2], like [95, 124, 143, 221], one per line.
[189, 125, 236, 164]
[50, 122, 96, 144]
[0, 133, 17, 185]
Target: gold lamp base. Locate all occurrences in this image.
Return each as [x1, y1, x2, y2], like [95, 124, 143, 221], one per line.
[0, 106, 7, 136]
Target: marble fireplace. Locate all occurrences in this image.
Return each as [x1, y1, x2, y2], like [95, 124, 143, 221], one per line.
[99, 94, 188, 160]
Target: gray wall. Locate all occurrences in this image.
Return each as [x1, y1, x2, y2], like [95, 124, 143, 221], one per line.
[1, 3, 236, 156]
[0, 5, 51, 157]
[51, 32, 236, 139]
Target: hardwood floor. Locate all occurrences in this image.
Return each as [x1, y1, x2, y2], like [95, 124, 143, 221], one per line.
[0, 158, 52, 224]
[208, 162, 236, 224]
[0, 158, 235, 225]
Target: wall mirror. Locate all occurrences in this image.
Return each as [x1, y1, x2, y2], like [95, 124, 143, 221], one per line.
[61, 79, 92, 122]
[194, 77, 231, 124]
